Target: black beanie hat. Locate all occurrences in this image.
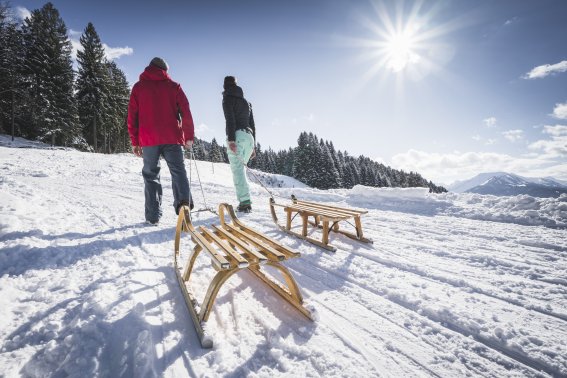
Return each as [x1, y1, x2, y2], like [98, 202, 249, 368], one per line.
[224, 76, 237, 89]
[150, 57, 168, 71]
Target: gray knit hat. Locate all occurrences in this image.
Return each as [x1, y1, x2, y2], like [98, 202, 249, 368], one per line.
[150, 57, 168, 71]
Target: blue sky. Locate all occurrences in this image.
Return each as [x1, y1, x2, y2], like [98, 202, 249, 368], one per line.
[12, 0, 567, 184]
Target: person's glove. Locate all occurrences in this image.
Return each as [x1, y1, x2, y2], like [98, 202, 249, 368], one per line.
[228, 141, 237, 153]
[185, 139, 193, 149]
[132, 145, 142, 157]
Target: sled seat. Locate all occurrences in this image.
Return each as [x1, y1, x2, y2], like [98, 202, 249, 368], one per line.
[270, 195, 373, 252]
[174, 203, 312, 348]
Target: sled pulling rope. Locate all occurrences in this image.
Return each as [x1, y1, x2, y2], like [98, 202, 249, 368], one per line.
[187, 148, 217, 215]
[174, 203, 313, 348]
[269, 195, 373, 252]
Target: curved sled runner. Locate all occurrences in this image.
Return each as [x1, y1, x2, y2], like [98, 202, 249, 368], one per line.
[174, 203, 312, 348]
[270, 195, 373, 252]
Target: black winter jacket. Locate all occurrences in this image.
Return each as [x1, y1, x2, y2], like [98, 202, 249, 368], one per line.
[222, 84, 255, 142]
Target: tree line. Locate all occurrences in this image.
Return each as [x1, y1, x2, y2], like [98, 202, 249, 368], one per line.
[189, 132, 447, 193]
[0, 2, 130, 152]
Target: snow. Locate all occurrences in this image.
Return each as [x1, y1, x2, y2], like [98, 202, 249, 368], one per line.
[1, 138, 566, 377]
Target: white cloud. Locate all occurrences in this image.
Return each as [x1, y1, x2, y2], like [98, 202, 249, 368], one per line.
[552, 102, 567, 120]
[502, 129, 524, 142]
[391, 149, 562, 185]
[69, 29, 82, 38]
[528, 125, 567, 158]
[472, 135, 481, 141]
[504, 17, 519, 26]
[483, 117, 497, 128]
[69, 38, 82, 61]
[485, 138, 496, 145]
[102, 43, 133, 61]
[15, 6, 31, 22]
[523, 60, 567, 79]
[542, 124, 567, 137]
[67, 31, 133, 61]
[195, 123, 211, 136]
[392, 124, 567, 184]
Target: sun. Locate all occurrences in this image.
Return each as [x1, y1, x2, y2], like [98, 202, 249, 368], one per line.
[384, 29, 421, 72]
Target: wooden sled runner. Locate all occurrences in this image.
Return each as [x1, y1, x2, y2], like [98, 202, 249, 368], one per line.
[174, 203, 312, 348]
[269, 195, 373, 252]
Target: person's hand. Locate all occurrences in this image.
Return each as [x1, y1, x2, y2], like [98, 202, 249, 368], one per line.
[185, 139, 193, 149]
[250, 148, 256, 160]
[228, 141, 237, 154]
[133, 145, 142, 157]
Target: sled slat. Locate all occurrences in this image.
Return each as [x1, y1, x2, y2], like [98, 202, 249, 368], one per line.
[199, 226, 249, 268]
[224, 223, 287, 262]
[211, 225, 268, 264]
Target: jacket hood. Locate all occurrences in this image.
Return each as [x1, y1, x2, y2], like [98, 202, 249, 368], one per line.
[223, 84, 244, 98]
[140, 65, 171, 81]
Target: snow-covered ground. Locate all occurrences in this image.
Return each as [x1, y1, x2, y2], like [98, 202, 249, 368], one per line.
[1, 138, 566, 377]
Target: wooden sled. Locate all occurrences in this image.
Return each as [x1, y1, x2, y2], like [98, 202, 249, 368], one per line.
[174, 203, 312, 348]
[270, 195, 373, 252]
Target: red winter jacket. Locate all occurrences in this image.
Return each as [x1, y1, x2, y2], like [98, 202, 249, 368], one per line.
[127, 65, 194, 147]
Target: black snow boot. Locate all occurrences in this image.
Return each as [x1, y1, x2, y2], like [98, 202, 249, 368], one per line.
[237, 203, 252, 213]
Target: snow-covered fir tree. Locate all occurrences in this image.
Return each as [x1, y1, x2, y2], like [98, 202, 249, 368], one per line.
[191, 138, 208, 161]
[209, 138, 225, 163]
[76, 22, 110, 152]
[20, 2, 78, 146]
[0, 3, 23, 137]
[103, 61, 130, 153]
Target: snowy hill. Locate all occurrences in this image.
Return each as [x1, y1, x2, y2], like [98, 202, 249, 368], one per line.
[449, 172, 567, 198]
[1, 140, 567, 377]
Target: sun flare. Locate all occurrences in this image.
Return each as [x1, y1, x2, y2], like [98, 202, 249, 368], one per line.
[347, 1, 457, 84]
[384, 29, 421, 72]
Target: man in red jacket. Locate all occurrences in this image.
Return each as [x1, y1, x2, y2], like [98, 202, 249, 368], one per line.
[127, 57, 194, 225]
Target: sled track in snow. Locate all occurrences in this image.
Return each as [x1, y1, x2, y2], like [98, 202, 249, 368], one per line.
[290, 260, 546, 377]
[354, 221, 567, 320]
[347, 248, 567, 323]
[366, 218, 564, 272]
[311, 296, 444, 378]
[290, 257, 562, 377]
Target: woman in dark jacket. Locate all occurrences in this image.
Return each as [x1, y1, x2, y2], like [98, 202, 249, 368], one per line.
[222, 76, 256, 212]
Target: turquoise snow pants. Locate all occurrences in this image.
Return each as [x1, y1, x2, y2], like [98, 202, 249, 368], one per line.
[227, 130, 255, 205]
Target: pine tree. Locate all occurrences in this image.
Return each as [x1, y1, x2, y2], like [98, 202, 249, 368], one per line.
[252, 143, 266, 170]
[209, 138, 224, 162]
[0, 3, 22, 137]
[292, 132, 316, 186]
[192, 138, 207, 160]
[20, 2, 78, 146]
[76, 22, 110, 152]
[104, 61, 130, 153]
[318, 139, 341, 189]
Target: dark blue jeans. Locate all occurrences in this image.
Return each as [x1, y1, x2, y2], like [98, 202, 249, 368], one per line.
[142, 144, 191, 222]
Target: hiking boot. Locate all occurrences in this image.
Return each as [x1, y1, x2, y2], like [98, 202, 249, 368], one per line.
[177, 200, 194, 214]
[146, 219, 159, 226]
[237, 203, 252, 213]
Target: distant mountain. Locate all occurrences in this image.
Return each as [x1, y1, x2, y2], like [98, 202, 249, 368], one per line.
[449, 172, 567, 198]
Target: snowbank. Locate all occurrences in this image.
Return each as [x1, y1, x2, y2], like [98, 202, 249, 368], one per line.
[440, 192, 567, 228]
[0, 135, 71, 150]
[295, 184, 567, 229]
